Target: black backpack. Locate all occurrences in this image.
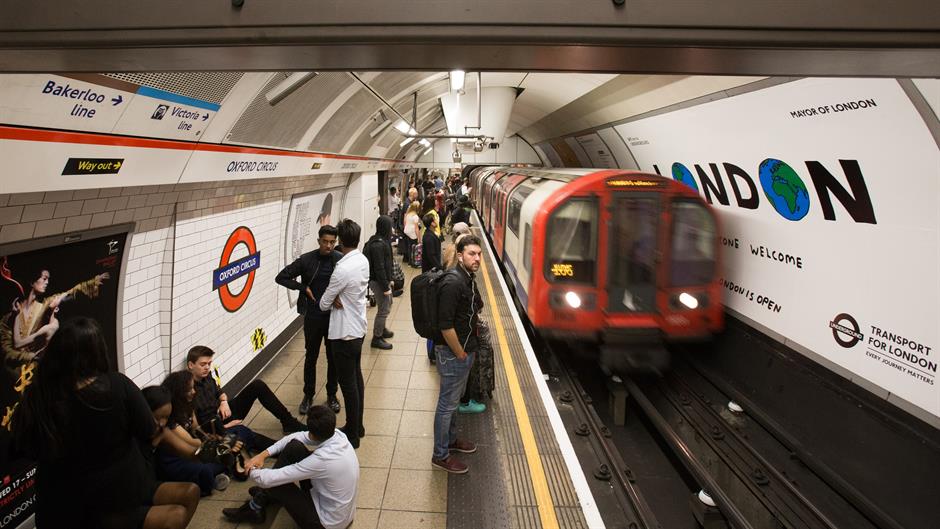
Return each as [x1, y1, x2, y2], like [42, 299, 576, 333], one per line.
[410, 268, 456, 339]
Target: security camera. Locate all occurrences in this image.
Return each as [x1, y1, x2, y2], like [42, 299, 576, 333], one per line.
[473, 141, 484, 152]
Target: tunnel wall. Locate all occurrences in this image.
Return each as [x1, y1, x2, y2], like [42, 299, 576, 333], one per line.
[531, 77, 940, 422]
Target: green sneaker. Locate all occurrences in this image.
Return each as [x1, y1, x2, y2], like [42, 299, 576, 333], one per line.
[458, 399, 486, 414]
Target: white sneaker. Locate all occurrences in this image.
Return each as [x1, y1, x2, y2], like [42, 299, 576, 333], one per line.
[214, 473, 231, 491]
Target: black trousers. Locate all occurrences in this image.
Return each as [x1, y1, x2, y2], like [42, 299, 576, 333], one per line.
[264, 440, 325, 529]
[303, 315, 337, 399]
[230, 379, 294, 428]
[332, 337, 364, 448]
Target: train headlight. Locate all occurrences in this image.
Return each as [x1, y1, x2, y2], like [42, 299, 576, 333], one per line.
[678, 292, 699, 309]
[565, 291, 582, 309]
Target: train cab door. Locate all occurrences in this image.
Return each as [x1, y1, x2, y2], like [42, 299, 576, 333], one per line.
[606, 193, 660, 313]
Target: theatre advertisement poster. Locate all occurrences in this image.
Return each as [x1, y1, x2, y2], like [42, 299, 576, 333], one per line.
[0, 232, 126, 526]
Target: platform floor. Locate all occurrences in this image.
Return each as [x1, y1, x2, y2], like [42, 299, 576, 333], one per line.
[190, 233, 597, 529]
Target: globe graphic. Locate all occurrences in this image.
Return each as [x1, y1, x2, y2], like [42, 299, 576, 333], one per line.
[758, 158, 810, 220]
[671, 163, 699, 191]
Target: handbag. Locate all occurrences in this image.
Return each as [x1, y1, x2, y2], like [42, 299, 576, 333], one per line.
[195, 432, 249, 480]
[392, 257, 405, 290]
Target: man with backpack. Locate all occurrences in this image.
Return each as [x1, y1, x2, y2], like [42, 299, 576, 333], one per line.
[276, 225, 343, 416]
[428, 235, 484, 474]
[362, 215, 395, 350]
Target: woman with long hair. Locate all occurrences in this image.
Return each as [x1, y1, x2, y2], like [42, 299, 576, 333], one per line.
[421, 196, 441, 238]
[0, 258, 109, 380]
[13, 317, 197, 529]
[157, 371, 233, 496]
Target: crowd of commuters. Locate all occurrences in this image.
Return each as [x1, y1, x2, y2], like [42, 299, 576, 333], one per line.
[10, 173, 492, 528]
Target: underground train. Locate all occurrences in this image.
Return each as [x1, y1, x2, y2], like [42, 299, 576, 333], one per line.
[465, 165, 724, 369]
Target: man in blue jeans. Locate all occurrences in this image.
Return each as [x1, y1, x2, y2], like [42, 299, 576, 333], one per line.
[431, 235, 484, 474]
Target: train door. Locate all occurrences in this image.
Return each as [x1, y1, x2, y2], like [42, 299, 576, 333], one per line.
[486, 172, 509, 235]
[607, 193, 660, 313]
[492, 174, 527, 256]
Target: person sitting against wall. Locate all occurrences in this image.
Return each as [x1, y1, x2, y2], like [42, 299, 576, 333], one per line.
[138, 385, 201, 520]
[159, 371, 244, 495]
[185, 345, 306, 444]
[13, 317, 199, 529]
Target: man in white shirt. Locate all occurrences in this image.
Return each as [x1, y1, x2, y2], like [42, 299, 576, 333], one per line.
[222, 405, 360, 529]
[318, 219, 369, 448]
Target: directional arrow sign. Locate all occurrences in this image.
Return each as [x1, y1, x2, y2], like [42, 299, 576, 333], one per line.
[111, 95, 123, 106]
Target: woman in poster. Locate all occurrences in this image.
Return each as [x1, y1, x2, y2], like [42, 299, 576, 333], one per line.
[0, 258, 109, 385]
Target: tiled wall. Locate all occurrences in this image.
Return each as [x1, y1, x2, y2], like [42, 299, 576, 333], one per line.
[0, 172, 350, 388]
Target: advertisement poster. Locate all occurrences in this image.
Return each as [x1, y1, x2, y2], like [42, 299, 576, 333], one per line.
[615, 78, 940, 417]
[284, 188, 345, 307]
[0, 232, 126, 527]
[575, 132, 618, 168]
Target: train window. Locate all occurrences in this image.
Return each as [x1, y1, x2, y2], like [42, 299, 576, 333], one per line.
[670, 201, 717, 286]
[508, 185, 535, 236]
[523, 223, 532, 272]
[545, 198, 597, 284]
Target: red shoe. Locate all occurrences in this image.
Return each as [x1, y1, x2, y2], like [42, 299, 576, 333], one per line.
[448, 438, 477, 453]
[431, 456, 469, 474]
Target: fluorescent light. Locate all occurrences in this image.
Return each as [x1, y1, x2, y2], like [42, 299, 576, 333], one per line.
[369, 113, 391, 138]
[424, 147, 433, 155]
[419, 139, 431, 147]
[265, 72, 317, 105]
[450, 70, 466, 92]
[394, 120, 410, 133]
[400, 137, 414, 147]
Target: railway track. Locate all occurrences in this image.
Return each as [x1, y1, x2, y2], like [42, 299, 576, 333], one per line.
[536, 333, 887, 529]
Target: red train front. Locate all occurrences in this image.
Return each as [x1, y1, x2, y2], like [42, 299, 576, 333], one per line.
[468, 166, 723, 370]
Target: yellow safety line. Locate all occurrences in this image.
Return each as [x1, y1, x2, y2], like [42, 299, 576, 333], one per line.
[478, 255, 560, 529]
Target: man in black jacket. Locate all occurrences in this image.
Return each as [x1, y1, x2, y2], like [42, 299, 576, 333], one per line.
[275, 225, 343, 415]
[363, 215, 395, 350]
[430, 235, 484, 474]
[451, 195, 472, 227]
[421, 213, 442, 273]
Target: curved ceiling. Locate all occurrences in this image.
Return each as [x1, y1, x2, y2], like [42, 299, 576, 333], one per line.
[220, 71, 618, 162]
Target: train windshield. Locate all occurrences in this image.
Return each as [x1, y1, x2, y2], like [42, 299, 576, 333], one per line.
[670, 201, 717, 286]
[545, 198, 597, 284]
[608, 195, 659, 312]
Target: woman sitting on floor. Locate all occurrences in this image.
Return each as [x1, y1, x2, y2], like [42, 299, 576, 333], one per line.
[157, 371, 250, 495]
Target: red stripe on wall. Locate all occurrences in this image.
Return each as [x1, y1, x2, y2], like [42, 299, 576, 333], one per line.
[0, 125, 403, 163]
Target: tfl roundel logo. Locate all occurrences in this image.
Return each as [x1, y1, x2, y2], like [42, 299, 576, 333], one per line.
[829, 312, 863, 348]
[213, 226, 261, 312]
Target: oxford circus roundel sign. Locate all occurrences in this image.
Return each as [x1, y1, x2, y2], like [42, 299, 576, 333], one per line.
[213, 226, 261, 312]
